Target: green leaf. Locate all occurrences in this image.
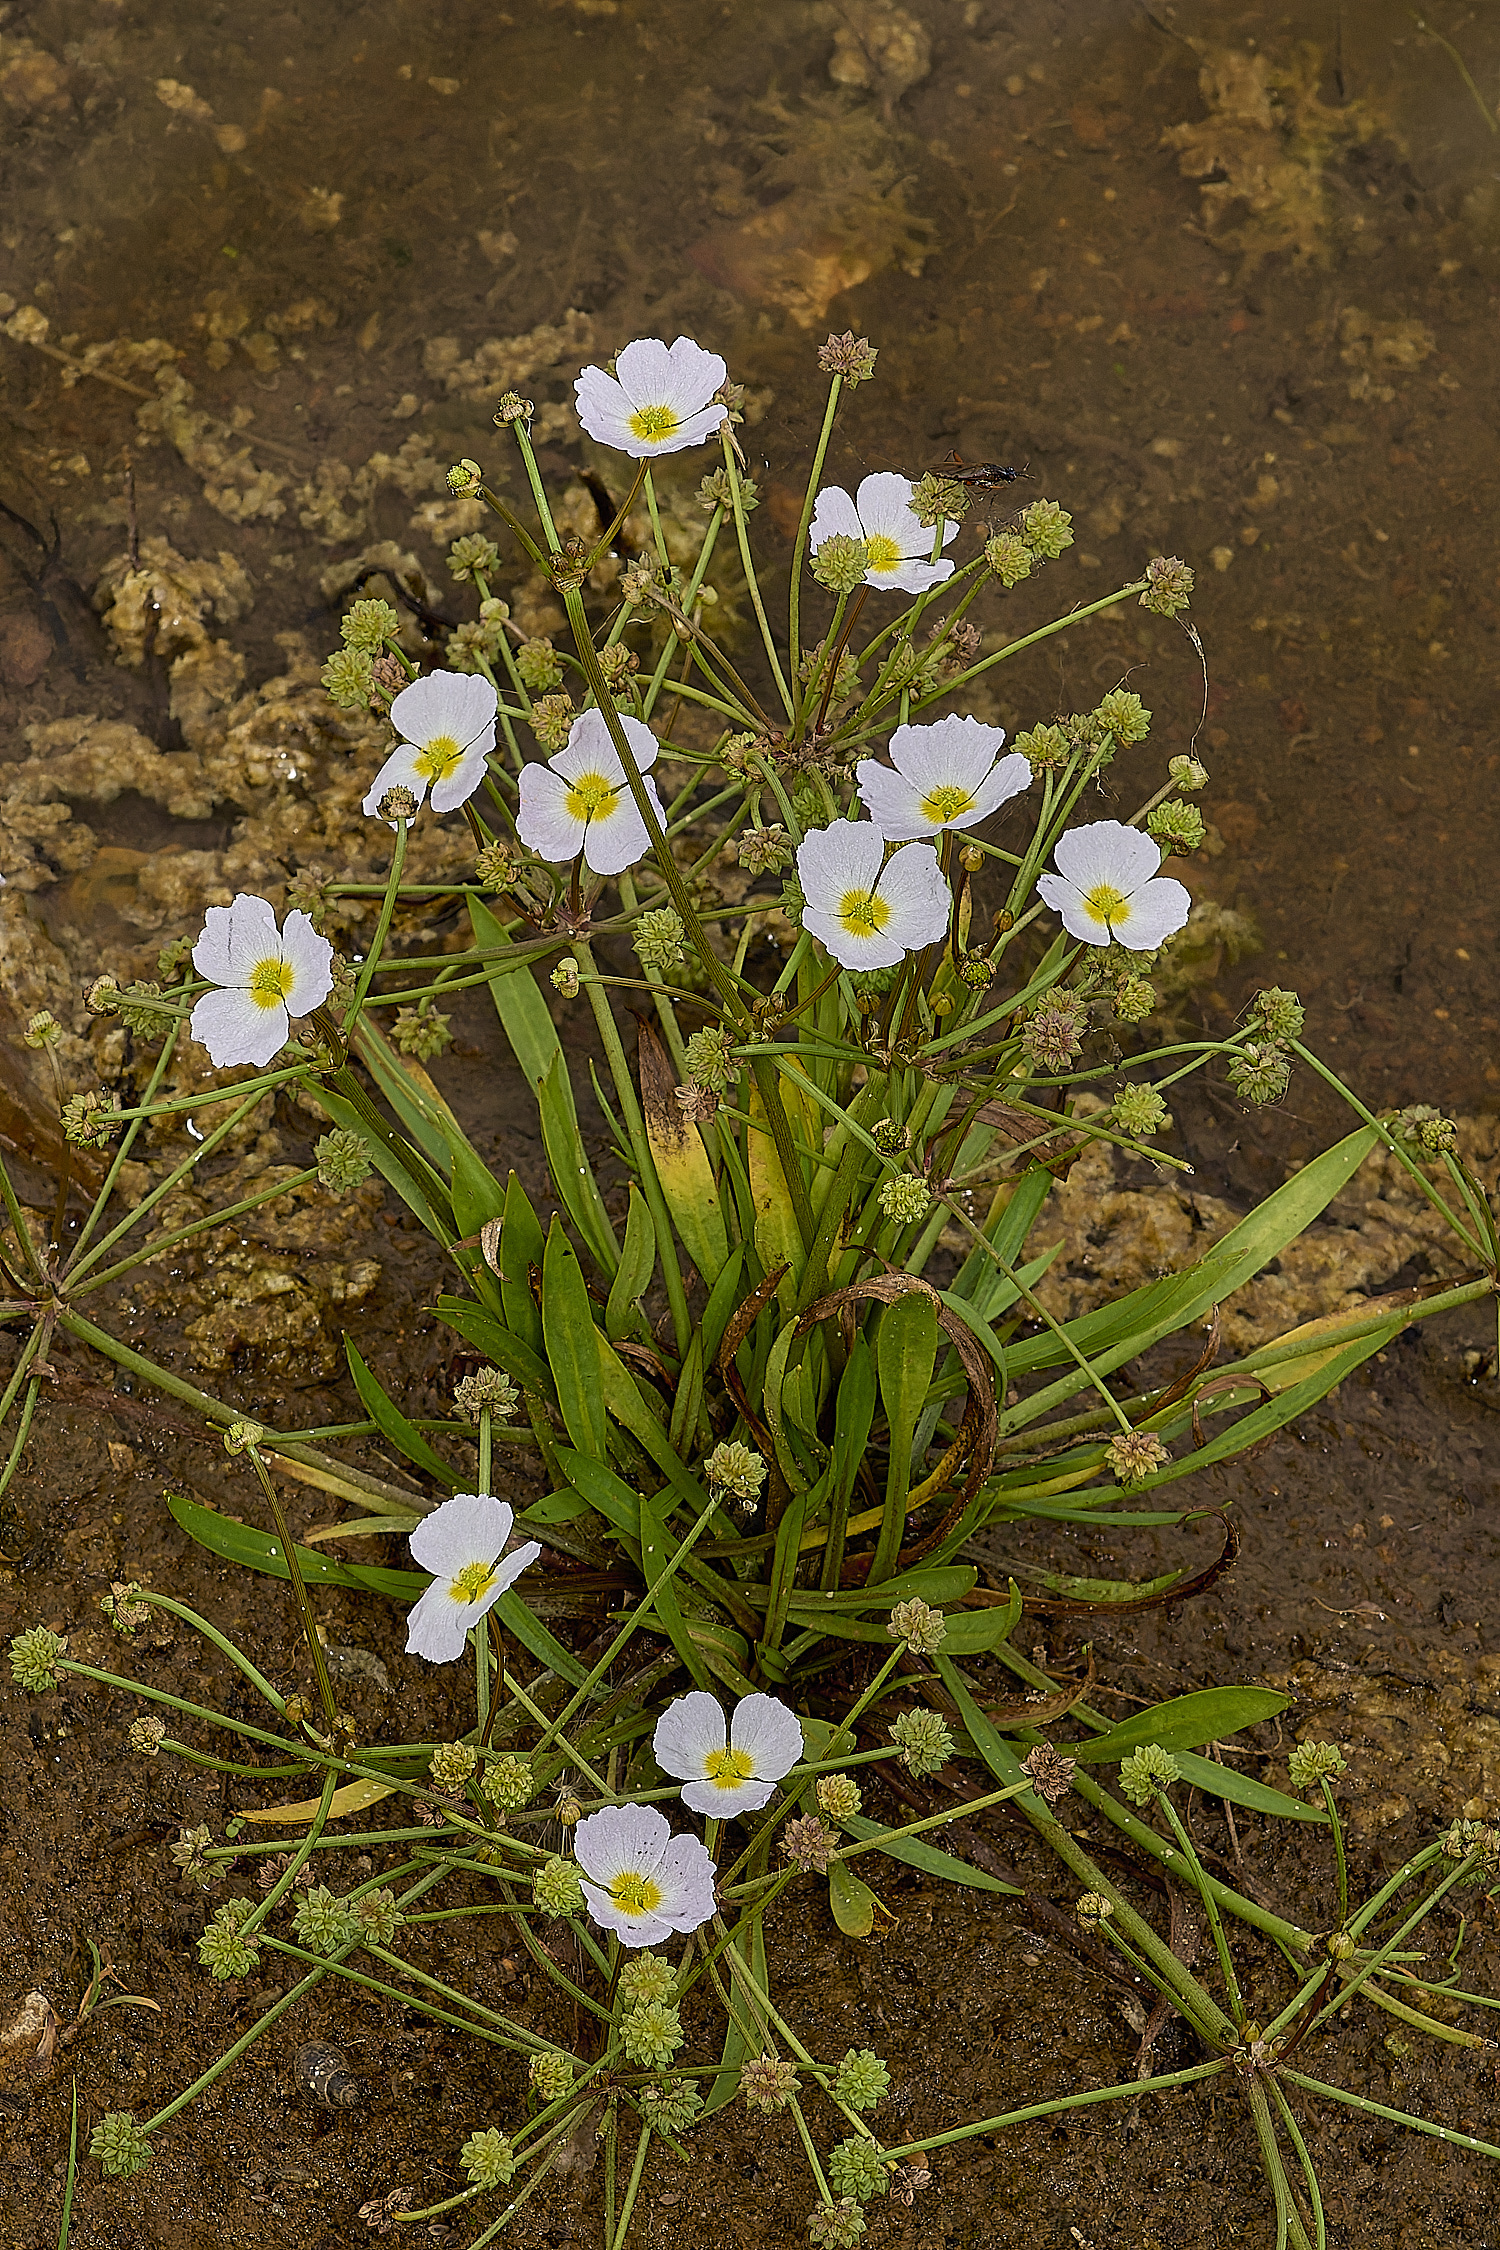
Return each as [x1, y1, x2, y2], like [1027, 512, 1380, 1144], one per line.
[700, 1246, 747, 1372]
[703, 1922, 769, 2117]
[639, 1486, 711, 1687]
[539, 1051, 619, 1279]
[761, 1488, 807, 1655]
[468, 895, 565, 1085]
[498, 1174, 545, 1361]
[685, 1615, 758, 1698]
[542, 1219, 608, 1464]
[934, 1653, 1030, 1789]
[605, 1186, 656, 1342]
[170, 1490, 424, 1597]
[434, 1296, 553, 1399]
[308, 1083, 455, 1243]
[840, 1812, 1020, 1894]
[828, 1856, 886, 1937]
[1072, 1688, 1292, 1764]
[1005, 1125, 1381, 1383]
[668, 1331, 705, 1461]
[794, 1604, 1019, 1652]
[351, 1017, 506, 1237]
[168, 1493, 587, 1683]
[951, 1162, 1055, 1309]
[1170, 1751, 1328, 1824]
[344, 1338, 463, 1490]
[873, 1290, 939, 1584]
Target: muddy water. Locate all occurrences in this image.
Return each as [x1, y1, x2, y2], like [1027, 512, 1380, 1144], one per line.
[2, 1, 1500, 2244]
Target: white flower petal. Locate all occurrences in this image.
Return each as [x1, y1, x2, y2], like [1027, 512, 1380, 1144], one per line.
[887, 715, 1006, 793]
[278, 911, 334, 1016]
[613, 337, 678, 406]
[582, 780, 659, 878]
[854, 472, 927, 556]
[868, 556, 954, 594]
[580, 1884, 675, 1947]
[190, 900, 246, 986]
[796, 820, 885, 902]
[653, 1691, 727, 1782]
[409, 1491, 514, 1577]
[1037, 871, 1109, 945]
[964, 751, 1033, 824]
[189, 986, 288, 1069]
[655, 1831, 720, 1926]
[574, 1804, 670, 1886]
[1051, 818, 1161, 897]
[661, 335, 727, 411]
[391, 669, 496, 747]
[1107, 873, 1191, 950]
[516, 763, 584, 862]
[574, 366, 634, 448]
[565, 707, 660, 774]
[680, 1775, 776, 1817]
[873, 841, 953, 951]
[404, 1578, 474, 1663]
[854, 760, 930, 841]
[801, 905, 906, 971]
[729, 1693, 804, 1780]
[429, 744, 491, 815]
[363, 742, 431, 822]
[808, 485, 866, 548]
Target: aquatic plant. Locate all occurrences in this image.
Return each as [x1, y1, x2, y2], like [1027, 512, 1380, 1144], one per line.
[3, 322, 1498, 2239]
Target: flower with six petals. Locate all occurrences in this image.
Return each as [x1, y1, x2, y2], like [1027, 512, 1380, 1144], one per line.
[652, 1691, 805, 1817]
[856, 715, 1031, 842]
[405, 1493, 542, 1664]
[797, 823, 951, 971]
[189, 894, 334, 1069]
[363, 671, 498, 825]
[574, 337, 728, 458]
[516, 709, 667, 876]
[1036, 819, 1191, 951]
[808, 472, 957, 595]
[571, 1804, 717, 1948]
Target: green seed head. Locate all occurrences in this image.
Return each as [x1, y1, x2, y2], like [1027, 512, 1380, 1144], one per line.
[1288, 1741, 1347, 1790]
[533, 1856, 584, 1916]
[9, 1627, 66, 1694]
[460, 2128, 516, 2191]
[833, 2048, 890, 2112]
[1119, 1743, 1181, 1804]
[340, 598, 401, 652]
[315, 1128, 375, 1195]
[889, 1708, 953, 1777]
[827, 2136, 893, 2204]
[90, 2111, 152, 2179]
[620, 2000, 683, 2068]
[1018, 498, 1074, 560]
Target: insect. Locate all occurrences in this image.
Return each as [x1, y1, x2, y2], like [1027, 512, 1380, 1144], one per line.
[926, 451, 1031, 492]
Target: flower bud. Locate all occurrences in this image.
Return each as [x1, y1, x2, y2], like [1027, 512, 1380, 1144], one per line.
[551, 957, 580, 998]
[1169, 754, 1209, 791]
[23, 1010, 61, 1049]
[447, 458, 483, 497]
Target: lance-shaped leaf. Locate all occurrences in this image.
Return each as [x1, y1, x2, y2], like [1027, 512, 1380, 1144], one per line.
[637, 1017, 729, 1286]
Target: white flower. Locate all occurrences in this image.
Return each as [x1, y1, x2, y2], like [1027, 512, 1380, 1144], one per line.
[1036, 819, 1192, 950]
[574, 337, 728, 459]
[652, 1691, 805, 1817]
[516, 709, 667, 876]
[572, 1804, 717, 1948]
[189, 894, 334, 1069]
[856, 716, 1031, 842]
[363, 671, 497, 824]
[405, 1492, 542, 1664]
[797, 822, 951, 971]
[808, 472, 957, 595]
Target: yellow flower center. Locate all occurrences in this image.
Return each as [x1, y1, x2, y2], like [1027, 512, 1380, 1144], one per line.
[1081, 882, 1130, 931]
[246, 956, 293, 1010]
[627, 402, 679, 444]
[704, 1747, 755, 1792]
[920, 783, 973, 824]
[864, 533, 902, 575]
[609, 1869, 664, 1917]
[565, 769, 621, 823]
[415, 732, 465, 783]
[836, 887, 891, 939]
[449, 1559, 499, 1605]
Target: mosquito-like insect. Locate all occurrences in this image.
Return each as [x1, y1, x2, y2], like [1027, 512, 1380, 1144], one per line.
[925, 450, 1032, 492]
